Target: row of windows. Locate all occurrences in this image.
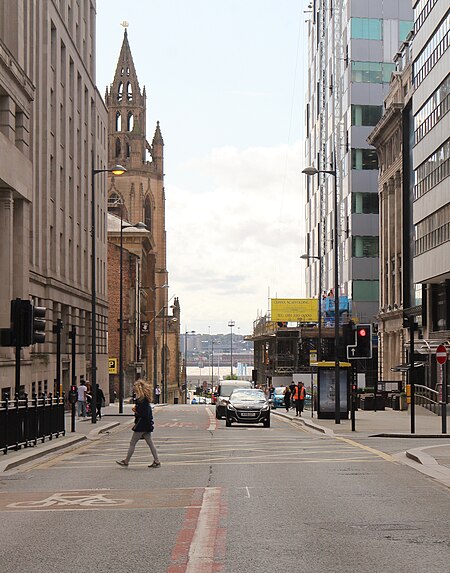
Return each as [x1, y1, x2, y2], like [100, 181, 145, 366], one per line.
[413, 11, 450, 87]
[351, 105, 383, 127]
[415, 203, 450, 256]
[351, 61, 396, 84]
[350, 18, 412, 41]
[414, 0, 438, 33]
[352, 236, 379, 258]
[117, 81, 133, 102]
[414, 74, 450, 144]
[414, 139, 450, 200]
[352, 149, 378, 170]
[115, 111, 134, 132]
[352, 192, 379, 214]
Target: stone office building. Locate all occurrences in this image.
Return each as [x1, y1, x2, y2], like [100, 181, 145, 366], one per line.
[0, 1, 109, 400]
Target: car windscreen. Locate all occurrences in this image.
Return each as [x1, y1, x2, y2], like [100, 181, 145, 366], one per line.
[230, 390, 266, 402]
[274, 387, 285, 396]
[219, 385, 250, 397]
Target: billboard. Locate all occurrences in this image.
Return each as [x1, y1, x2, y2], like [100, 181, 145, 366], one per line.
[271, 298, 319, 323]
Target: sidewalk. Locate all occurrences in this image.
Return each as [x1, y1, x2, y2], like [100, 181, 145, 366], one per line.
[0, 402, 136, 473]
[273, 405, 450, 487]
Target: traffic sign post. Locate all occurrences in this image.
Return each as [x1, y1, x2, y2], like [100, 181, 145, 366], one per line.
[435, 345, 447, 434]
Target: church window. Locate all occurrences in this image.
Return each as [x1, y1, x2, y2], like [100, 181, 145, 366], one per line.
[108, 192, 124, 217]
[127, 112, 134, 131]
[126, 143, 131, 157]
[117, 82, 123, 101]
[115, 138, 121, 157]
[126, 82, 133, 101]
[126, 67, 130, 76]
[144, 196, 152, 231]
[115, 111, 122, 131]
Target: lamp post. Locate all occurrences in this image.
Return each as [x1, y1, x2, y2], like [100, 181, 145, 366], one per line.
[151, 283, 169, 399]
[228, 320, 235, 378]
[91, 161, 126, 423]
[184, 330, 195, 403]
[302, 164, 340, 424]
[301, 223, 322, 361]
[119, 218, 147, 414]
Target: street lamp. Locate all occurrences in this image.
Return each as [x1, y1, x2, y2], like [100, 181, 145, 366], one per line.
[302, 164, 340, 424]
[119, 219, 147, 414]
[301, 225, 322, 362]
[228, 320, 235, 378]
[184, 330, 195, 403]
[152, 283, 169, 398]
[91, 161, 126, 423]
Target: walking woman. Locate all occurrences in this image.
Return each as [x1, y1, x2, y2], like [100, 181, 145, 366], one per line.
[116, 379, 161, 468]
[283, 385, 291, 413]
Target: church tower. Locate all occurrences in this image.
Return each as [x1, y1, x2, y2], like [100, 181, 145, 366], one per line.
[106, 28, 179, 403]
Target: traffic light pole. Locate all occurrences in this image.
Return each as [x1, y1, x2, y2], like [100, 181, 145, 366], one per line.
[70, 326, 77, 433]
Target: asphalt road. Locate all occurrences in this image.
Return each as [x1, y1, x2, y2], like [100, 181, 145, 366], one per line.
[1, 405, 449, 573]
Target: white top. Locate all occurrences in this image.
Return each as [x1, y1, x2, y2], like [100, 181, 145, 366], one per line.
[78, 384, 87, 400]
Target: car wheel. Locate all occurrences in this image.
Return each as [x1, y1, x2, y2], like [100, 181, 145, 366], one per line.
[226, 418, 232, 427]
[263, 418, 270, 428]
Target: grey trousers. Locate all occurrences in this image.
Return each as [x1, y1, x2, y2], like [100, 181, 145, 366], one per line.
[125, 431, 159, 463]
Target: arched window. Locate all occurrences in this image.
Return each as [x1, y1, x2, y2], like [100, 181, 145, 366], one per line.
[126, 82, 133, 101]
[115, 138, 121, 157]
[117, 82, 123, 101]
[144, 196, 152, 231]
[115, 112, 122, 132]
[108, 192, 124, 217]
[126, 67, 130, 76]
[127, 112, 134, 131]
[126, 143, 131, 158]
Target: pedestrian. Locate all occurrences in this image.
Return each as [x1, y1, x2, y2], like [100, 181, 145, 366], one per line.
[268, 384, 275, 399]
[289, 381, 296, 409]
[77, 379, 88, 418]
[283, 385, 291, 413]
[293, 382, 306, 417]
[96, 384, 105, 420]
[116, 379, 161, 468]
[154, 384, 161, 404]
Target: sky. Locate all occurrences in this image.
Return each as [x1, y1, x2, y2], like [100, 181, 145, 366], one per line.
[96, 0, 309, 335]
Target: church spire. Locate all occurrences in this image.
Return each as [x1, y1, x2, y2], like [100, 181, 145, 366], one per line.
[153, 121, 164, 146]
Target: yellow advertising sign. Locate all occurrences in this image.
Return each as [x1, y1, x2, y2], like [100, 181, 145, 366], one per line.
[271, 298, 318, 323]
[108, 358, 118, 374]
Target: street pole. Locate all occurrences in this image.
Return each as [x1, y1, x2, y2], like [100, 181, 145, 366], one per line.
[409, 316, 415, 434]
[153, 286, 158, 397]
[184, 331, 188, 404]
[317, 221, 322, 362]
[162, 306, 166, 403]
[91, 162, 126, 423]
[119, 210, 124, 414]
[332, 168, 340, 425]
[211, 339, 214, 389]
[70, 325, 77, 433]
[228, 320, 235, 378]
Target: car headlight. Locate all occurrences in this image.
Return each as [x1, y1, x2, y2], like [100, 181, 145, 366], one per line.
[227, 403, 236, 410]
[261, 404, 270, 411]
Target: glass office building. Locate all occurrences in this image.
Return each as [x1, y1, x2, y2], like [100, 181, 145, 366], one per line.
[304, 0, 413, 324]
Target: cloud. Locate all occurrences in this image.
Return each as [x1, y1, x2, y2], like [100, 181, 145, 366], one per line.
[166, 141, 306, 334]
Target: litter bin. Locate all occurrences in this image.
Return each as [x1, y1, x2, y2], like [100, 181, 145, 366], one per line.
[174, 397, 179, 404]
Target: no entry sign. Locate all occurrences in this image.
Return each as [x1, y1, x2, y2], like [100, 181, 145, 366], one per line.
[436, 344, 447, 365]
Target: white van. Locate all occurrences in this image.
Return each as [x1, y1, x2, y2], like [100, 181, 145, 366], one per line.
[215, 380, 253, 419]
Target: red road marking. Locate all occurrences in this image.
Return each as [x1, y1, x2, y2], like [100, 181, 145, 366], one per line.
[167, 487, 227, 573]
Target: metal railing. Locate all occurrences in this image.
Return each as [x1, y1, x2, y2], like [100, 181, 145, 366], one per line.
[415, 384, 449, 413]
[1, 394, 65, 454]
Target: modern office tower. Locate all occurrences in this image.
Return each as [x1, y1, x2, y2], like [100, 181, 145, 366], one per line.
[0, 1, 108, 399]
[304, 1, 413, 330]
[412, 0, 450, 352]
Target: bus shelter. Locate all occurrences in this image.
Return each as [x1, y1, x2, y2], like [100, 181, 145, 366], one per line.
[312, 361, 351, 419]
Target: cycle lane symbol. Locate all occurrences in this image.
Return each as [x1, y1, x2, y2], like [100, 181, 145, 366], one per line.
[6, 491, 132, 510]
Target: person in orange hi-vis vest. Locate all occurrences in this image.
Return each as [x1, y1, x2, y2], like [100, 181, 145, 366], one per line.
[293, 382, 306, 417]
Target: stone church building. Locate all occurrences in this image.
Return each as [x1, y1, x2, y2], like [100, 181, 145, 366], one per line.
[105, 30, 181, 403]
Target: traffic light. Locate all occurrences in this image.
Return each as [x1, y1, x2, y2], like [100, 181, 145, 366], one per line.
[32, 305, 46, 344]
[343, 320, 356, 346]
[354, 324, 372, 358]
[68, 385, 78, 404]
[11, 298, 33, 346]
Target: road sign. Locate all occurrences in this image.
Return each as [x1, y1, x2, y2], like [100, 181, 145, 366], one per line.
[436, 345, 447, 365]
[109, 358, 118, 374]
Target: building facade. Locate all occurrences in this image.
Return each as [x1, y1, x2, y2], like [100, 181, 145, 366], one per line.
[105, 30, 181, 403]
[411, 0, 450, 387]
[304, 0, 413, 333]
[368, 38, 414, 384]
[0, 1, 109, 400]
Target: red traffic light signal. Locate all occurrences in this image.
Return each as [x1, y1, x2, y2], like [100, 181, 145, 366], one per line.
[358, 327, 367, 337]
